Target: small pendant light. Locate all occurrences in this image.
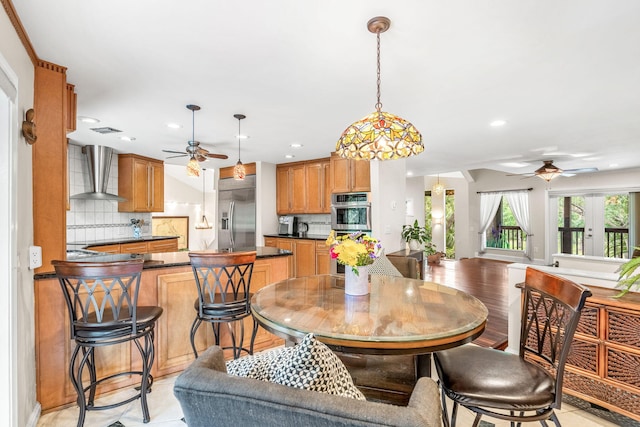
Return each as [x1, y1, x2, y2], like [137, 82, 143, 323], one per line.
[195, 169, 212, 229]
[336, 17, 424, 161]
[186, 104, 201, 177]
[433, 175, 445, 195]
[233, 114, 246, 180]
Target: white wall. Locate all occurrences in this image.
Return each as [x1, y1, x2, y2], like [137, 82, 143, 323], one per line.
[370, 159, 406, 253]
[1, 5, 37, 426]
[257, 162, 277, 245]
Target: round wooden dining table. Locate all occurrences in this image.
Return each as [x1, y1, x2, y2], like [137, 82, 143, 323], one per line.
[251, 274, 488, 355]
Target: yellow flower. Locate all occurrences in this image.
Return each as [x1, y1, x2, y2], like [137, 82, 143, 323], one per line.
[326, 230, 382, 268]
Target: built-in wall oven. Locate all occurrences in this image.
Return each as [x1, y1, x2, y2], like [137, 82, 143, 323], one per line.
[330, 192, 372, 274]
[331, 192, 371, 231]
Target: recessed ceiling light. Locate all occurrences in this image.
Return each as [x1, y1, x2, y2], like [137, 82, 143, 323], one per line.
[120, 136, 136, 142]
[490, 120, 506, 127]
[78, 116, 100, 124]
[609, 163, 619, 168]
[166, 123, 182, 129]
[285, 154, 295, 159]
[236, 134, 249, 139]
[290, 143, 303, 149]
[406, 171, 413, 176]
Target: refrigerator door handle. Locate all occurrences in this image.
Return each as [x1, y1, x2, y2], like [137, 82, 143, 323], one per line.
[229, 201, 235, 247]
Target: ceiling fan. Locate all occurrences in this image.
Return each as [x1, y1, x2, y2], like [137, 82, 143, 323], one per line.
[162, 104, 228, 164]
[508, 160, 598, 182]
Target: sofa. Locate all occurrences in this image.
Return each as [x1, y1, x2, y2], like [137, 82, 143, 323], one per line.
[173, 345, 442, 427]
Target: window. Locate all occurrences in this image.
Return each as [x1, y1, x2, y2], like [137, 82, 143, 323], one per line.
[485, 197, 527, 251]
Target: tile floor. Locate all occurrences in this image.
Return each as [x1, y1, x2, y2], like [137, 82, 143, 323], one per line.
[36, 370, 637, 427]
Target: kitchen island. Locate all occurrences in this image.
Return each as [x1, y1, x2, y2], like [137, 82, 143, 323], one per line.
[34, 247, 291, 412]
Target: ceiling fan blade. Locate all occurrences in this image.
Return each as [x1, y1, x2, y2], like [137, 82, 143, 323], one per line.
[563, 167, 599, 174]
[205, 153, 229, 159]
[162, 149, 186, 155]
[165, 154, 188, 159]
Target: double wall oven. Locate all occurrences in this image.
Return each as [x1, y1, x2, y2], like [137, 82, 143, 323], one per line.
[330, 192, 371, 274]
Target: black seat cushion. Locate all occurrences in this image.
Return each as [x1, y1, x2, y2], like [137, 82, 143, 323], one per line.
[193, 293, 253, 319]
[434, 344, 555, 410]
[75, 306, 163, 339]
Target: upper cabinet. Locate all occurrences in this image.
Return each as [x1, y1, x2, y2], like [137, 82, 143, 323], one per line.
[330, 152, 370, 193]
[276, 158, 330, 215]
[118, 154, 164, 212]
[65, 83, 77, 134]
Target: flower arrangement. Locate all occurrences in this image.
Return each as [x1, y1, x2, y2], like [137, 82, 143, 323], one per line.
[325, 230, 382, 275]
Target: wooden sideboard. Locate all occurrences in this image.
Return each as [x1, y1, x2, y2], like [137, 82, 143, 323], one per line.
[563, 285, 640, 421]
[35, 253, 288, 412]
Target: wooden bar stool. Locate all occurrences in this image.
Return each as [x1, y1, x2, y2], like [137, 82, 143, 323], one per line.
[52, 258, 163, 427]
[188, 250, 258, 359]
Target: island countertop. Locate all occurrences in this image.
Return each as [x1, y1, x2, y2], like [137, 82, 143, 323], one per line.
[34, 246, 292, 280]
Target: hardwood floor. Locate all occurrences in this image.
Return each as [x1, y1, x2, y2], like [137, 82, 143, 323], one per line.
[424, 257, 510, 350]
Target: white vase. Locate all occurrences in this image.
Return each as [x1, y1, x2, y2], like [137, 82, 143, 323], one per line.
[409, 240, 423, 251]
[345, 265, 369, 296]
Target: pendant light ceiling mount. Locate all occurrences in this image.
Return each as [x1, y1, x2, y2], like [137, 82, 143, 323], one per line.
[336, 16, 424, 161]
[233, 114, 247, 180]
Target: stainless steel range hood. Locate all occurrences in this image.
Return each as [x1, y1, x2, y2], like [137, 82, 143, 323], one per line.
[70, 145, 126, 202]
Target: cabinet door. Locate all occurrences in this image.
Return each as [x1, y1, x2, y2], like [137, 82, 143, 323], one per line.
[148, 238, 178, 253]
[295, 239, 316, 278]
[275, 238, 295, 277]
[150, 160, 164, 212]
[264, 237, 278, 247]
[351, 159, 371, 192]
[85, 244, 121, 254]
[276, 167, 291, 214]
[120, 241, 149, 254]
[305, 162, 323, 213]
[132, 158, 151, 211]
[322, 161, 331, 213]
[330, 154, 350, 193]
[316, 241, 331, 274]
[290, 164, 307, 213]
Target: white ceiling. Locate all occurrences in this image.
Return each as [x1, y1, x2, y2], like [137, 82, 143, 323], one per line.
[13, 0, 640, 181]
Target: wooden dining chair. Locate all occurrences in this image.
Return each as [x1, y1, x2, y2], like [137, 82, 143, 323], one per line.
[188, 250, 258, 359]
[433, 267, 592, 427]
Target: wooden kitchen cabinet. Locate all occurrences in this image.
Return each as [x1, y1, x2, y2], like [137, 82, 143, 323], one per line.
[264, 236, 326, 277]
[118, 154, 164, 212]
[276, 158, 330, 214]
[315, 240, 331, 274]
[86, 238, 179, 255]
[330, 152, 370, 193]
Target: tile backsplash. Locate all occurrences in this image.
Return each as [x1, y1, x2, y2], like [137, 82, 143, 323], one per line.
[293, 214, 331, 236]
[66, 144, 151, 243]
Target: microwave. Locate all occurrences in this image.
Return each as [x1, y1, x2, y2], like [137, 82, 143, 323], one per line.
[330, 193, 371, 231]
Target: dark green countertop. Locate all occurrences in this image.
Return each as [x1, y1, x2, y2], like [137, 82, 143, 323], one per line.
[67, 235, 180, 249]
[34, 246, 292, 280]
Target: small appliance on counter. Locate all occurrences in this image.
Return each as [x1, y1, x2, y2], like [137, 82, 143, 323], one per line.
[296, 221, 309, 237]
[278, 216, 297, 235]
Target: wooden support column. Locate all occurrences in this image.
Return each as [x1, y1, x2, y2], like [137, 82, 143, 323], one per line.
[33, 60, 68, 273]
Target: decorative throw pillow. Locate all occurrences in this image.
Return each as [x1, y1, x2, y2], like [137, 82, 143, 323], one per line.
[226, 333, 366, 400]
[368, 251, 403, 277]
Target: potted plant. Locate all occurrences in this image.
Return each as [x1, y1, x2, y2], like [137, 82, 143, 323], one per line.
[401, 220, 429, 250]
[424, 241, 443, 264]
[615, 247, 640, 297]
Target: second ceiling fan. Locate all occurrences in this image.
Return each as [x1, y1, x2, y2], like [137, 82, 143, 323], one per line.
[509, 160, 598, 182]
[162, 105, 228, 170]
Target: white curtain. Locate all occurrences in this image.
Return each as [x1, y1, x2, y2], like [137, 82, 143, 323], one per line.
[505, 190, 533, 260]
[478, 193, 502, 253]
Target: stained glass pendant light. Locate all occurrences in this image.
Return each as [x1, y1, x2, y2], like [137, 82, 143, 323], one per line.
[336, 16, 423, 161]
[186, 104, 201, 177]
[195, 169, 212, 229]
[535, 160, 563, 182]
[233, 114, 246, 180]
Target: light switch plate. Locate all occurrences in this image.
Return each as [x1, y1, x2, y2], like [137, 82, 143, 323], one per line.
[29, 246, 42, 270]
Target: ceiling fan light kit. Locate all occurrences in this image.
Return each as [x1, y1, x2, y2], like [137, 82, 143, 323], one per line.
[336, 16, 423, 161]
[233, 114, 247, 181]
[534, 160, 563, 182]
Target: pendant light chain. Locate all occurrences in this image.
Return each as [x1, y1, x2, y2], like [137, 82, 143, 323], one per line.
[237, 118, 241, 162]
[375, 30, 382, 113]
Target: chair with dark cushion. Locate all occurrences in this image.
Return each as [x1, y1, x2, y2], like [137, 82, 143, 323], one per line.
[188, 250, 258, 359]
[433, 267, 592, 427]
[52, 258, 163, 427]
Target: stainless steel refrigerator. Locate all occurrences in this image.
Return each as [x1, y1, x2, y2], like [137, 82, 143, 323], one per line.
[217, 174, 256, 250]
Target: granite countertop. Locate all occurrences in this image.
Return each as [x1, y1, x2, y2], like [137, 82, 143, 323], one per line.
[264, 233, 329, 241]
[35, 246, 292, 280]
[67, 235, 180, 249]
